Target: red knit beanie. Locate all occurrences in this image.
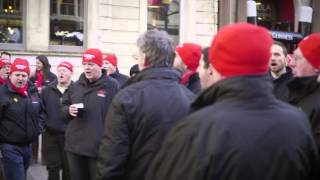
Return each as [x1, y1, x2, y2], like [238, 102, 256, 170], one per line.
[82, 48, 103, 67]
[298, 33, 320, 69]
[58, 61, 73, 72]
[103, 53, 118, 67]
[10, 58, 30, 75]
[209, 23, 272, 77]
[0, 58, 10, 68]
[176, 43, 202, 72]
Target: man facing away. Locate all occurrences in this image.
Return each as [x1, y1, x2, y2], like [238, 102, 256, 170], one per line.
[97, 29, 195, 180]
[145, 23, 319, 180]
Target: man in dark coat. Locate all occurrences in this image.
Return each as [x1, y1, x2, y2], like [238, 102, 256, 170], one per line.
[41, 61, 74, 180]
[288, 33, 320, 149]
[174, 42, 202, 94]
[102, 53, 129, 86]
[62, 48, 119, 180]
[0, 58, 45, 180]
[96, 29, 195, 180]
[269, 41, 293, 102]
[146, 23, 319, 180]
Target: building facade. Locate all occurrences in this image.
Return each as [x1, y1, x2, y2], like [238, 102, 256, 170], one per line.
[0, 0, 218, 77]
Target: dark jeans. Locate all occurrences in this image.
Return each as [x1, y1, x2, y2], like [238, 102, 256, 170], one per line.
[0, 143, 32, 180]
[67, 152, 97, 180]
[43, 132, 70, 180]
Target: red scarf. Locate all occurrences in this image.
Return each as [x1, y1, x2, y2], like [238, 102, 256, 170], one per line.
[36, 70, 43, 88]
[180, 70, 197, 85]
[9, 80, 29, 97]
[0, 77, 6, 85]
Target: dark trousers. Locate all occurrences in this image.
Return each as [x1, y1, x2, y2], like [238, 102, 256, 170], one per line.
[0, 143, 31, 180]
[67, 152, 97, 180]
[43, 132, 70, 180]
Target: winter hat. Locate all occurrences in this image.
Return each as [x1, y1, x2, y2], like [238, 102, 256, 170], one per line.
[82, 48, 103, 67]
[103, 53, 118, 67]
[298, 33, 320, 69]
[0, 58, 10, 68]
[176, 43, 202, 72]
[10, 58, 30, 75]
[209, 23, 272, 77]
[58, 61, 73, 72]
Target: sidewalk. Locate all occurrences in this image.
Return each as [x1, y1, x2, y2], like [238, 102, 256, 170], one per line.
[27, 164, 48, 180]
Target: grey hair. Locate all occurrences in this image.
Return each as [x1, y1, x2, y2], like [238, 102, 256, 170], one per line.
[137, 29, 175, 68]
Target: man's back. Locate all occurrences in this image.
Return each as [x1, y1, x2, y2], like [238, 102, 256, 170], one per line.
[146, 76, 319, 180]
[97, 67, 195, 180]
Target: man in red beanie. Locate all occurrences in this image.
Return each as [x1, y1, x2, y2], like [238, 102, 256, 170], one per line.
[174, 43, 202, 93]
[102, 53, 129, 86]
[288, 33, 320, 150]
[41, 61, 74, 180]
[62, 48, 119, 180]
[0, 58, 45, 180]
[0, 58, 11, 85]
[146, 23, 319, 180]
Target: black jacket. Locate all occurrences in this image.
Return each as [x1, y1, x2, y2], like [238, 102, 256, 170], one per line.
[269, 67, 293, 102]
[30, 71, 57, 87]
[62, 73, 119, 157]
[186, 72, 201, 94]
[41, 80, 73, 134]
[288, 76, 320, 148]
[110, 69, 129, 87]
[97, 67, 195, 180]
[146, 75, 319, 180]
[0, 81, 45, 145]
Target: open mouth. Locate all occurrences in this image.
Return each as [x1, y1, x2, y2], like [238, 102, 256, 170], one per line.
[270, 63, 277, 67]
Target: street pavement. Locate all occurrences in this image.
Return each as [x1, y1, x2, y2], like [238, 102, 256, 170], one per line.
[27, 163, 48, 180]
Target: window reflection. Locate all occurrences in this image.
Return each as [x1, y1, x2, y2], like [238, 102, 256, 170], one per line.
[0, 0, 23, 44]
[148, 0, 180, 44]
[50, 0, 84, 46]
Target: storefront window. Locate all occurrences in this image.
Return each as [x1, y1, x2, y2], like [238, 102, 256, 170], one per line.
[50, 0, 84, 46]
[147, 0, 180, 44]
[0, 0, 23, 44]
[256, 0, 294, 31]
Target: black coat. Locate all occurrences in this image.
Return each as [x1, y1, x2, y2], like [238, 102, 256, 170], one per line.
[62, 73, 119, 157]
[186, 72, 201, 94]
[269, 67, 293, 102]
[0, 81, 45, 145]
[30, 71, 57, 87]
[41, 80, 73, 134]
[146, 75, 319, 180]
[110, 69, 129, 87]
[97, 67, 195, 180]
[288, 76, 320, 148]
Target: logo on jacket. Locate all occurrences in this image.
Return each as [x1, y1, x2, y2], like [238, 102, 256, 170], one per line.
[31, 95, 39, 104]
[97, 89, 106, 97]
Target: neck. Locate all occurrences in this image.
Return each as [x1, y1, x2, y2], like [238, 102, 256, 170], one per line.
[58, 81, 71, 88]
[271, 68, 286, 79]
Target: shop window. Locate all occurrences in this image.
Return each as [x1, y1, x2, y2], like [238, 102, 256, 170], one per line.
[0, 0, 23, 44]
[147, 0, 180, 44]
[50, 0, 84, 46]
[256, 0, 294, 31]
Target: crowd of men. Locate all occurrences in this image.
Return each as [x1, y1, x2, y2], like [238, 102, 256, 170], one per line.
[0, 23, 319, 180]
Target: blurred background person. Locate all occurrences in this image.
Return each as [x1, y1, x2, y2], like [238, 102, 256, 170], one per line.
[41, 61, 74, 180]
[0, 51, 11, 61]
[0, 58, 11, 86]
[102, 53, 129, 86]
[174, 43, 202, 94]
